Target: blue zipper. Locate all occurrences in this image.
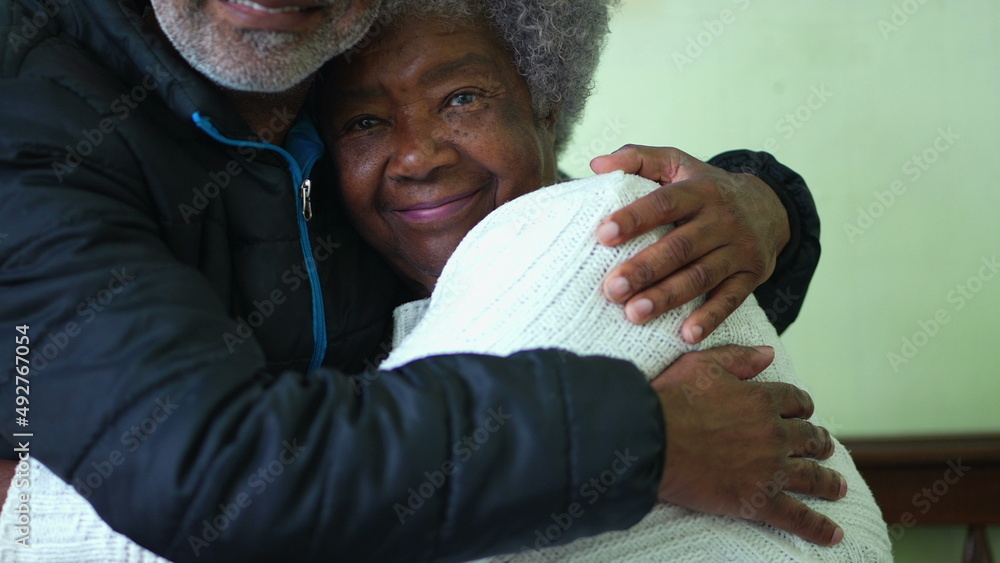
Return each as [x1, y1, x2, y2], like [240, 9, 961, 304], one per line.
[191, 112, 328, 370]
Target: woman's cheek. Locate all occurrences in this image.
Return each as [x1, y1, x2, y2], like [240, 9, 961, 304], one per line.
[467, 108, 527, 170]
[339, 139, 383, 193]
[333, 147, 377, 221]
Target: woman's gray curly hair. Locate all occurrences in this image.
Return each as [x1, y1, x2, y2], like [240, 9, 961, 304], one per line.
[369, 0, 619, 155]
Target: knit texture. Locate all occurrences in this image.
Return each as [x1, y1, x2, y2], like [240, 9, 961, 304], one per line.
[0, 458, 170, 562]
[385, 171, 892, 562]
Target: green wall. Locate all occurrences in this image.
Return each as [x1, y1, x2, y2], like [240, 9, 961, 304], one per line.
[561, 1, 1000, 559]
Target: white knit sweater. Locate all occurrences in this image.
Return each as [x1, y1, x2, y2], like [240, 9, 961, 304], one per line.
[0, 457, 169, 562]
[385, 171, 892, 562]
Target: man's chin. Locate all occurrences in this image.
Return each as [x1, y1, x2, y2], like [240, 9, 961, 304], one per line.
[197, 60, 314, 93]
[152, 0, 377, 93]
[183, 26, 319, 92]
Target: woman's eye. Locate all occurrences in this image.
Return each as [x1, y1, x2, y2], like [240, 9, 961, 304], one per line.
[447, 92, 479, 107]
[349, 117, 382, 131]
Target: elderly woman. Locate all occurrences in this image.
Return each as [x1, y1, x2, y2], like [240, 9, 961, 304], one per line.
[320, 0, 892, 561]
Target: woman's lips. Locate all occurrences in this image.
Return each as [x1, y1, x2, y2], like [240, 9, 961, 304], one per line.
[391, 187, 487, 224]
[216, 0, 324, 32]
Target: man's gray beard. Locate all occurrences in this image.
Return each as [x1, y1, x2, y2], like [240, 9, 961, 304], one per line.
[152, 0, 378, 93]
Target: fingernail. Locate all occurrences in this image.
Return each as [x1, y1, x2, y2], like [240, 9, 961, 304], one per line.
[596, 221, 620, 243]
[753, 346, 774, 356]
[606, 277, 630, 300]
[628, 298, 654, 322]
[685, 325, 703, 343]
[838, 475, 848, 499]
[831, 526, 844, 545]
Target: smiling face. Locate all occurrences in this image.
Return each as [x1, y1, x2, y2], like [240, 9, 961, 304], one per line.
[323, 15, 559, 296]
[151, 0, 379, 92]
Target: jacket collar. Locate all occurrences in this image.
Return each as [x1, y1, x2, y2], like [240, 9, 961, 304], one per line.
[57, 0, 259, 140]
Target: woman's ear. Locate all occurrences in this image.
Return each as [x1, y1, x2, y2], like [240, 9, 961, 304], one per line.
[543, 106, 560, 131]
[537, 106, 561, 185]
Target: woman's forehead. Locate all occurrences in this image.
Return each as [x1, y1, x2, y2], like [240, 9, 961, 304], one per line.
[329, 16, 518, 99]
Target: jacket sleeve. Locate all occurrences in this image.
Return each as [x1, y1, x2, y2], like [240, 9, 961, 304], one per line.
[0, 121, 662, 563]
[708, 150, 821, 334]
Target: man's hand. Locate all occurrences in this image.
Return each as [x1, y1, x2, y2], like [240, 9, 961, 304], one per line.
[652, 345, 846, 546]
[592, 146, 791, 344]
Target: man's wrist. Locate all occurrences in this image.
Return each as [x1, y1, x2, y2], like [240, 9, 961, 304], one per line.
[738, 171, 791, 257]
[708, 150, 804, 275]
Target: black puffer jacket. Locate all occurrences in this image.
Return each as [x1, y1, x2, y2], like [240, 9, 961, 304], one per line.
[0, 0, 818, 561]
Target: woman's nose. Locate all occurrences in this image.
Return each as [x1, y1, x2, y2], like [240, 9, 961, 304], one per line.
[387, 117, 459, 181]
